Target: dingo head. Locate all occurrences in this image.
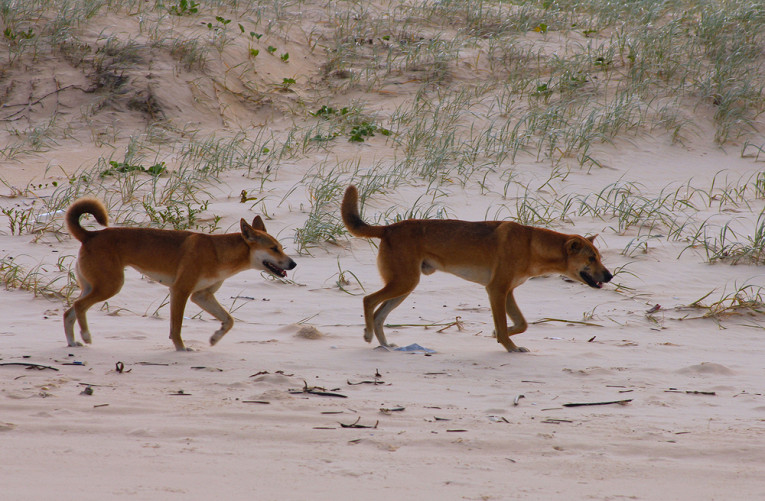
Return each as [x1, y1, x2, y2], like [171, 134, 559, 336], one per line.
[564, 235, 612, 289]
[240, 217, 296, 278]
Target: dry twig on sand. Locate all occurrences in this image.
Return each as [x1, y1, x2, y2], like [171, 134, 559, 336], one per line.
[0, 362, 58, 371]
[563, 399, 633, 407]
[339, 417, 378, 429]
[290, 381, 348, 398]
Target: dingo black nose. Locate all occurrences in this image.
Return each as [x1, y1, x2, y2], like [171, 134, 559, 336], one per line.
[287, 259, 297, 270]
[603, 270, 613, 283]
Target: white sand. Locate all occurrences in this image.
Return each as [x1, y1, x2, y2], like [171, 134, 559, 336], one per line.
[2, 3, 765, 500]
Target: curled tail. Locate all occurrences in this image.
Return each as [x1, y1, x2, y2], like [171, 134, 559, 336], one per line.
[66, 198, 109, 242]
[341, 185, 385, 239]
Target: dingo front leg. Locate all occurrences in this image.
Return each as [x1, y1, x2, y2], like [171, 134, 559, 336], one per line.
[191, 285, 233, 346]
[504, 290, 529, 352]
[487, 284, 528, 353]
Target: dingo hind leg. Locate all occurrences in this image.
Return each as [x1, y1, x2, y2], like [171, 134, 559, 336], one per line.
[362, 243, 421, 346]
[64, 268, 90, 346]
[64, 259, 124, 347]
[371, 293, 411, 347]
[363, 283, 417, 346]
[168, 284, 194, 351]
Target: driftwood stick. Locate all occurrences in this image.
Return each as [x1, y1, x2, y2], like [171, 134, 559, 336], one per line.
[436, 316, 464, 333]
[563, 399, 633, 407]
[532, 317, 603, 327]
[289, 381, 348, 398]
[380, 406, 405, 414]
[0, 362, 59, 371]
[339, 417, 378, 429]
[665, 389, 716, 396]
[347, 379, 385, 385]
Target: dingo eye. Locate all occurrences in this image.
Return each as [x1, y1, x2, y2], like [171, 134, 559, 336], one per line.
[588, 256, 596, 263]
[271, 246, 279, 252]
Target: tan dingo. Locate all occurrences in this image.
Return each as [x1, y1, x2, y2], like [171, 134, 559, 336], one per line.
[64, 198, 296, 351]
[341, 185, 612, 352]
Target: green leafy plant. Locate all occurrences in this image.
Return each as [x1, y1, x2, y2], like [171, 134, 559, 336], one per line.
[169, 0, 199, 16]
[100, 161, 166, 178]
[2, 207, 33, 235]
[532, 82, 553, 99]
[206, 16, 231, 30]
[311, 105, 350, 119]
[309, 105, 390, 142]
[348, 123, 377, 142]
[3, 27, 34, 44]
[142, 200, 208, 230]
[279, 77, 297, 91]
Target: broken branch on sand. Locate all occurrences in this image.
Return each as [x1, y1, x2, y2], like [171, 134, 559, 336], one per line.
[348, 369, 385, 385]
[563, 399, 633, 407]
[542, 418, 574, 424]
[289, 381, 348, 398]
[532, 317, 603, 327]
[436, 316, 464, 333]
[250, 370, 294, 377]
[339, 417, 378, 429]
[0, 362, 59, 371]
[380, 407, 405, 414]
[347, 379, 386, 385]
[665, 389, 716, 396]
[384, 318, 462, 329]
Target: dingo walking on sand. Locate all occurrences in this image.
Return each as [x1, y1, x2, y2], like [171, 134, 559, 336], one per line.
[64, 198, 296, 351]
[341, 185, 611, 352]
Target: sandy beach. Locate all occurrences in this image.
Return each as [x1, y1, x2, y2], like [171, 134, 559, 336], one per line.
[1, 1, 764, 499]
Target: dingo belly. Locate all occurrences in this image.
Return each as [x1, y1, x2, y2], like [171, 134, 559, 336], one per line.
[426, 259, 491, 286]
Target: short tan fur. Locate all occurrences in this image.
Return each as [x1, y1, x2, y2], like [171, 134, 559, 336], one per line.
[64, 198, 296, 351]
[341, 185, 612, 352]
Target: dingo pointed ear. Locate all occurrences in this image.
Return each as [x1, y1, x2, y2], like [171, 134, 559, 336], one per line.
[252, 215, 267, 232]
[565, 238, 583, 255]
[586, 234, 598, 244]
[241, 218, 257, 241]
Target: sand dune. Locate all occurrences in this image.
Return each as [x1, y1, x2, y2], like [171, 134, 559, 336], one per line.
[2, 1, 764, 499]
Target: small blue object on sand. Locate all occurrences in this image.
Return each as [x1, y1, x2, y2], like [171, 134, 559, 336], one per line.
[394, 343, 436, 354]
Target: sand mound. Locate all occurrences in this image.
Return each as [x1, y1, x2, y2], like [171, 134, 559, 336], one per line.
[677, 362, 735, 375]
[294, 325, 324, 340]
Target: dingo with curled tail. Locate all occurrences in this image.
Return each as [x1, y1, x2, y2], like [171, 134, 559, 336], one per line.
[341, 185, 612, 352]
[64, 198, 296, 351]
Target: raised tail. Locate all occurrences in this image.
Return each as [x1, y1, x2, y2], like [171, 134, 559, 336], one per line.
[66, 198, 109, 242]
[341, 185, 385, 239]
